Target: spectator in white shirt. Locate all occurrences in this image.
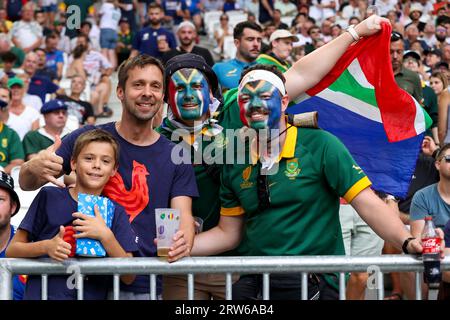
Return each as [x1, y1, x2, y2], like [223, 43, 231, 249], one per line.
[10, 3, 43, 54]
[99, 0, 122, 70]
[5, 77, 40, 140]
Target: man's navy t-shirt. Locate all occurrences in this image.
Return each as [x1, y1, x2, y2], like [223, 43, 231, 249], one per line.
[19, 186, 138, 300]
[28, 75, 59, 103]
[56, 122, 199, 293]
[132, 27, 176, 60]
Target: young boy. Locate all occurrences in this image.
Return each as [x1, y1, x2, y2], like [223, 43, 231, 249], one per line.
[6, 129, 138, 300]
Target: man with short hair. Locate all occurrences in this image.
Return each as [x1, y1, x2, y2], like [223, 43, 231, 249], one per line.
[130, 3, 177, 60]
[390, 32, 423, 103]
[256, 29, 298, 73]
[22, 99, 71, 160]
[425, 48, 443, 70]
[403, 50, 438, 141]
[162, 21, 214, 67]
[410, 144, 450, 234]
[56, 75, 96, 126]
[213, 21, 263, 91]
[0, 171, 25, 300]
[34, 48, 58, 82]
[44, 32, 64, 80]
[21, 52, 59, 104]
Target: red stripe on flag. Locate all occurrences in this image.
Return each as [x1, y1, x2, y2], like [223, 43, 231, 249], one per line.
[306, 23, 418, 142]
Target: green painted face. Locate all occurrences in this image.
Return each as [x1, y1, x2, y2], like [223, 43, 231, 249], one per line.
[168, 68, 210, 121]
[238, 80, 282, 130]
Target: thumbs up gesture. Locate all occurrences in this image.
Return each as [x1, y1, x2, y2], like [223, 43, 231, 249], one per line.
[46, 226, 72, 262]
[22, 135, 66, 189]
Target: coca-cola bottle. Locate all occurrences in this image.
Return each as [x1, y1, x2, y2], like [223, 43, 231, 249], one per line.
[421, 216, 442, 289]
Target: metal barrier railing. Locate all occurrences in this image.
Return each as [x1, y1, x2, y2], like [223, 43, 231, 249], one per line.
[1, 255, 449, 300]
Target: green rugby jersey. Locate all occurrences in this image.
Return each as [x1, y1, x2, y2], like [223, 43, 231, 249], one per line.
[157, 120, 226, 232]
[220, 125, 371, 289]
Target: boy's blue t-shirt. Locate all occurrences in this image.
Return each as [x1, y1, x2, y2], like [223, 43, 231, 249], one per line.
[56, 122, 199, 294]
[18, 186, 138, 300]
[0, 225, 25, 300]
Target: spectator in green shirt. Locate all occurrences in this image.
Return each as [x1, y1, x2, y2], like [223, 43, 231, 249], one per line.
[22, 99, 71, 160]
[191, 62, 428, 300]
[0, 88, 24, 173]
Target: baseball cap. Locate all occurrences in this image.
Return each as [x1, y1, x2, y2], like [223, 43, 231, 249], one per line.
[424, 48, 442, 58]
[435, 61, 449, 70]
[410, 3, 423, 13]
[7, 77, 24, 89]
[41, 99, 68, 114]
[269, 29, 299, 43]
[403, 50, 421, 62]
[164, 53, 219, 102]
[0, 171, 20, 216]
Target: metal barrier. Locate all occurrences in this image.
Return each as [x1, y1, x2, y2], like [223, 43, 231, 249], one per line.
[1, 255, 449, 300]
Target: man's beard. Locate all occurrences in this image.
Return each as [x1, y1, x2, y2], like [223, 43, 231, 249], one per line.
[180, 38, 193, 47]
[437, 34, 447, 43]
[150, 18, 161, 27]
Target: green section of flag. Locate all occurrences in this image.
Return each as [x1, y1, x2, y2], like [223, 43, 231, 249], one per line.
[328, 69, 378, 108]
[423, 106, 433, 130]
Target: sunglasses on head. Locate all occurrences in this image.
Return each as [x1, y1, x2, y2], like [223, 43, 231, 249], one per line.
[257, 166, 271, 211]
[442, 155, 450, 163]
[391, 31, 403, 41]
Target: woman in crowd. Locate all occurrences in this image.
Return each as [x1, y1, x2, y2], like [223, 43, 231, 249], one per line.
[430, 72, 450, 145]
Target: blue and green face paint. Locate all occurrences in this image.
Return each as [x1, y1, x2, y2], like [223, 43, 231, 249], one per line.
[238, 80, 282, 130]
[168, 68, 211, 121]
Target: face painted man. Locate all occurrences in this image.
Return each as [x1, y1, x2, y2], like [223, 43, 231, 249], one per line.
[163, 53, 220, 129]
[168, 68, 212, 123]
[190, 64, 427, 300]
[157, 53, 238, 301]
[238, 74, 285, 131]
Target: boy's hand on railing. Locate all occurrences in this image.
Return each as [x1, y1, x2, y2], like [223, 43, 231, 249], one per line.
[72, 205, 112, 243]
[46, 226, 72, 262]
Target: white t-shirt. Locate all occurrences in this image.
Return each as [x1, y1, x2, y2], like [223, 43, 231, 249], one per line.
[341, 4, 360, 20]
[309, 0, 336, 22]
[293, 34, 312, 47]
[7, 106, 40, 140]
[10, 21, 43, 49]
[100, 3, 122, 30]
[23, 94, 43, 112]
[68, 49, 112, 85]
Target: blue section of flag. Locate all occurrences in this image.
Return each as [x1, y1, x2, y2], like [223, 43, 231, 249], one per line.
[288, 96, 422, 198]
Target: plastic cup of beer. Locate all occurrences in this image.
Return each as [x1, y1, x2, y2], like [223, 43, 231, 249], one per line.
[194, 216, 204, 234]
[155, 208, 181, 257]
